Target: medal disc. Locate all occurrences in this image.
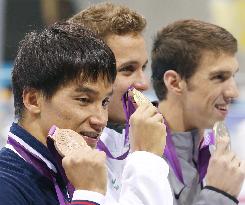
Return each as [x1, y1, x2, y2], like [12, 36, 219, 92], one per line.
[131, 88, 152, 106]
[213, 121, 231, 150]
[49, 128, 88, 157]
[213, 121, 230, 139]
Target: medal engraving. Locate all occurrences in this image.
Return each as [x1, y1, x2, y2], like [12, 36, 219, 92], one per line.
[49, 127, 88, 157]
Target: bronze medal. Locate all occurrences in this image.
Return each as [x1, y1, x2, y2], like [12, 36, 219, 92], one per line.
[49, 128, 88, 157]
[131, 88, 152, 106]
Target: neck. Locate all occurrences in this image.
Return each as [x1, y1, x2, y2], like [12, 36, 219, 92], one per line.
[107, 121, 125, 134]
[158, 97, 192, 132]
[19, 116, 47, 146]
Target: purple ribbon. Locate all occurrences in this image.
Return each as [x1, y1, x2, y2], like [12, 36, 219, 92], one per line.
[47, 126, 75, 198]
[121, 89, 136, 146]
[97, 87, 214, 184]
[96, 87, 134, 160]
[164, 124, 215, 184]
[7, 134, 71, 205]
[97, 139, 129, 160]
[197, 132, 215, 182]
[103, 87, 214, 185]
[163, 121, 185, 184]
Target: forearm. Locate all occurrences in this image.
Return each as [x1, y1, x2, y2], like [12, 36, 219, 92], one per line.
[193, 186, 238, 205]
[119, 151, 173, 205]
[71, 190, 105, 205]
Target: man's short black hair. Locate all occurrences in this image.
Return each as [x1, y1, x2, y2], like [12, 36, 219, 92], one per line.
[12, 22, 116, 119]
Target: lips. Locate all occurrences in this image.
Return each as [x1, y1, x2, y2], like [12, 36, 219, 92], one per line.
[215, 104, 228, 111]
[79, 132, 101, 148]
[215, 104, 229, 117]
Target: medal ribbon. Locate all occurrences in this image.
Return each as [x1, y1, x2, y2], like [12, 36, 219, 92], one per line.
[7, 132, 72, 205]
[98, 87, 215, 184]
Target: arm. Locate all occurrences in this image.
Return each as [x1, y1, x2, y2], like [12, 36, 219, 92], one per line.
[68, 103, 174, 205]
[191, 136, 244, 205]
[193, 187, 238, 205]
[119, 151, 172, 205]
[0, 180, 28, 205]
[118, 103, 173, 205]
[63, 146, 107, 205]
[71, 190, 105, 205]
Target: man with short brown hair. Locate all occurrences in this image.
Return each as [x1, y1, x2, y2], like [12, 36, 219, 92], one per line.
[69, 2, 149, 125]
[69, 3, 161, 203]
[152, 19, 245, 205]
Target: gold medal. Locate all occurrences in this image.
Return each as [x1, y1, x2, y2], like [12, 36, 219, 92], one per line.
[49, 128, 88, 157]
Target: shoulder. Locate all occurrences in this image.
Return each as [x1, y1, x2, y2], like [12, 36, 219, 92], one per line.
[0, 178, 28, 204]
[0, 147, 26, 172]
[0, 147, 36, 187]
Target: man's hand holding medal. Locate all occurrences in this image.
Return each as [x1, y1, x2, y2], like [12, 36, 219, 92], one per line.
[128, 88, 166, 157]
[49, 126, 107, 195]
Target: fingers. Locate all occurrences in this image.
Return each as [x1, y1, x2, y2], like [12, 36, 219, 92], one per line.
[232, 157, 241, 168]
[226, 151, 236, 161]
[215, 135, 230, 155]
[227, 151, 240, 167]
[238, 160, 245, 173]
[137, 103, 158, 117]
[150, 112, 164, 124]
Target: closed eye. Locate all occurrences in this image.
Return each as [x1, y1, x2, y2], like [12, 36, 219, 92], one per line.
[212, 75, 226, 81]
[118, 65, 136, 75]
[77, 97, 92, 105]
[210, 73, 230, 82]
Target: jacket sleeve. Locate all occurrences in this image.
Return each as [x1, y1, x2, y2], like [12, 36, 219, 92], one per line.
[72, 151, 173, 205]
[118, 151, 173, 205]
[193, 186, 239, 205]
[0, 180, 29, 205]
[71, 190, 105, 205]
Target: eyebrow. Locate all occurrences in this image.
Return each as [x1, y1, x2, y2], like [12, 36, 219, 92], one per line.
[118, 60, 148, 69]
[209, 67, 240, 76]
[75, 86, 113, 97]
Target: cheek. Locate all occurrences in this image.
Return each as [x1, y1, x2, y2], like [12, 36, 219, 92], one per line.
[57, 107, 89, 128]
[204, 87, 222, 105]
[200, 83, 222, 100]
[114, 79, 133, 96]
[52, 100, 80, 121]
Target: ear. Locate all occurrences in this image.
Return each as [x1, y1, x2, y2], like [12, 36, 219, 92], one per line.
[163, 70, 186, 95]
[22, 88, 42, 114]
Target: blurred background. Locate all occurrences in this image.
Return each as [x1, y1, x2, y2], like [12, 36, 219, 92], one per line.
[0, 0, 244, 200]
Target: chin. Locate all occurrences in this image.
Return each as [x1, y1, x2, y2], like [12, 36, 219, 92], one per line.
[87, 142, 97, 149]
[206, 119, 220, 129]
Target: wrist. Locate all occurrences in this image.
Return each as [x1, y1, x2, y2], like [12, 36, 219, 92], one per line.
[203, 186, 238, 204]
[74, 186, 106, 195]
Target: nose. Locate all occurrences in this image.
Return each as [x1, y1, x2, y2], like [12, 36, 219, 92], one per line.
[224, 78, 239, 101]
[89, 105, 108, 132]
[132, 71, 149, 91]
